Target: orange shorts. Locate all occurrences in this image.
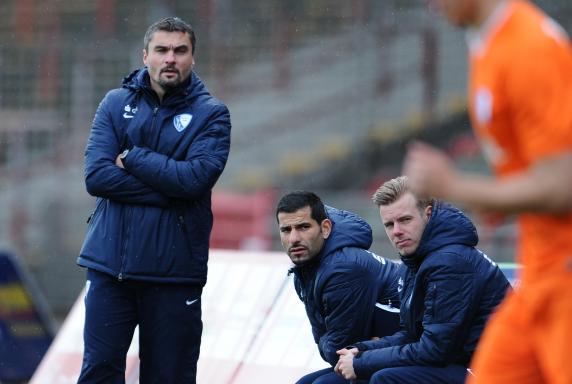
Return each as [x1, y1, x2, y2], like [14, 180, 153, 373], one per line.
[468, 273, 572, 384]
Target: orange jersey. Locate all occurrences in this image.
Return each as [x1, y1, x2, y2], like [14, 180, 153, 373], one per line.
[468, 0, 572, 282]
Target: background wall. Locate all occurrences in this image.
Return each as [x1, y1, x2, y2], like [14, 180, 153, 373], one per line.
[0, 0, 570, 323]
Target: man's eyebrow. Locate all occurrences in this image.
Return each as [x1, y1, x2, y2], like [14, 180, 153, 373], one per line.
[153, 44, 189, 50]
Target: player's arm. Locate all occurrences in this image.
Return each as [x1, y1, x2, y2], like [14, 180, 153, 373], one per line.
[405, 30, 572, 214]
[84, 92, 170, 207]
[316, 265, 379, 366]
[351, 329, 411, 351]
[352, 260, 478, 378]
[404, 142, 572, 214]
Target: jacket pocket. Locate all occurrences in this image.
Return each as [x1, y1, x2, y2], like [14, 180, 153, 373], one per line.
[86, 198, 105, 225]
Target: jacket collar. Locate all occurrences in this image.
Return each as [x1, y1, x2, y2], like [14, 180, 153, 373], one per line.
[401, 201, 479, 270]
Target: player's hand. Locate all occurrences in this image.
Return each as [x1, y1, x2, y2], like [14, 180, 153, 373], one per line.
[336, 347, 359, 356]
[403, 141, 457, 199]
[116, 153, 125, 169]
[334, 350, 357, 380]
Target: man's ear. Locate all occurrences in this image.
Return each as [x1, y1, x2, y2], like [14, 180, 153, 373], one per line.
[321, 218, 332, 239]
[143, 49, 148, 66]
[424, 205, 433, 219]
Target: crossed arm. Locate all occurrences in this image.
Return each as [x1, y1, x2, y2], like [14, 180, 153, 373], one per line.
[85, 94, 230, 206]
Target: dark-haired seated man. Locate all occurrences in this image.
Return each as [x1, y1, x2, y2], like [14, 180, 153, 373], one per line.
[276, 191, 404, 384]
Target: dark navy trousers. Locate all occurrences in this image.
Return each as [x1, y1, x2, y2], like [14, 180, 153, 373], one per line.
[296, 367, 372, 384]
[369, 364, 468, 384]
[296, 367, 349, 384]
[77, 269, 203, 384]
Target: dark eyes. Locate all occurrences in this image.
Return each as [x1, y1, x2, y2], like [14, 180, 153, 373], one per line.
[384, 217, 411, 228]
[154, 47, 189, 54]
[280, 224, 311, 233]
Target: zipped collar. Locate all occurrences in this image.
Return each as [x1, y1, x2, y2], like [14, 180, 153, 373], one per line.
[122, 67, 208, 108]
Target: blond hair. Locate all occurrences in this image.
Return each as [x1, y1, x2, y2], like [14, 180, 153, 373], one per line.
[372, 176, 434, 211]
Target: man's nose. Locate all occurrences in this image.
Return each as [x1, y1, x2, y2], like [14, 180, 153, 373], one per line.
[393, 223, 403, 236]
[165, 49, 176, 63]
[289, 230, 302, 244]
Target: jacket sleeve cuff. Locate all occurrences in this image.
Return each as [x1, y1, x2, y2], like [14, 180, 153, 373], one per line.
[352, 341, 371, 351]
[352, 355, 372, 379]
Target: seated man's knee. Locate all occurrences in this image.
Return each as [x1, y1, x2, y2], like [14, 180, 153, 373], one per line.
[370, 368, 403, 384]
[295, 369, 344, 384]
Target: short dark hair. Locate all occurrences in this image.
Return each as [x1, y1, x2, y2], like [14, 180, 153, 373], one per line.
[144, 17, 196, 54]
[372, 176, 434, 212]
[276, 191, 328, 224]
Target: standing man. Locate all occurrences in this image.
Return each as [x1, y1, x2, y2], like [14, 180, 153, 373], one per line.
[276, 191, 403, 384]
[76, 17, 231, 383]
[335, 177, 510, 383]
[404, 1, 572, 383]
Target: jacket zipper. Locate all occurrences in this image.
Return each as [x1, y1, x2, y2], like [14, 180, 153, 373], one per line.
[118, 205, 132, 281]
[117, 103, 158, 281]
[177, 213, 195, 254]
[151, 106, 160, 147]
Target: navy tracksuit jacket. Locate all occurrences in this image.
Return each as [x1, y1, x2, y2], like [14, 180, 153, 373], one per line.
[351, 202, 511, 382]
[290, 206, 404, 367]
[78, 68, 231, 285]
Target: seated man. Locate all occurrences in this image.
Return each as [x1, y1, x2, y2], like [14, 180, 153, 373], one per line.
[276, 191, 404, 384]
[335, 176, 511, 383]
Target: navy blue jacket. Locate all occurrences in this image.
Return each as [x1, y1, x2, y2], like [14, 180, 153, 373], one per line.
[77, 68, 231, 285]
[290, 206, 403, 366]
[352, 202, 510, 378]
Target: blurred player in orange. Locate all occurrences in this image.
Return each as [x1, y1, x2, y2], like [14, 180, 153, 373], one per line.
[403, 0, 572, 383]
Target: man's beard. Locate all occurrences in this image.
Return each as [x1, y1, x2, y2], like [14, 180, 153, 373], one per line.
[158, 67, 190, 92]
[158, 74, 182, 92]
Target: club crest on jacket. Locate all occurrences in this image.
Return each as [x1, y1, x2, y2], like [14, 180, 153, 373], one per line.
[174, 113, 193, 132]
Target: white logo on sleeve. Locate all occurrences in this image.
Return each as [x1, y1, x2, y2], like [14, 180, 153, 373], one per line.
[366, 250, 386, 264]
[376, 302, 401, 313]
[84, 280, 91, 301]
[474, 87, 493, 125]
[174, 113, 193, 132]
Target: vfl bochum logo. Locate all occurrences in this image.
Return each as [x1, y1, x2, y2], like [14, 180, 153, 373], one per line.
[174, 113, 192, 132]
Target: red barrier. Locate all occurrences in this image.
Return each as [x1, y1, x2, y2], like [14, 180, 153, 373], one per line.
[211, 191, 275, 251]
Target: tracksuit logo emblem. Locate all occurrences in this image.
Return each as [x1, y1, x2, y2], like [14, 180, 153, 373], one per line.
[123, 104, 137, 119]
[185, 299, 198, 306]
[174, 113, 192, 132]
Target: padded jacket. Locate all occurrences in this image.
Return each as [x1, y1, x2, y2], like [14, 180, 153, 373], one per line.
[77, 68, 231, 285]
[290, 206, 403, 366]
[352, 202, 510, 378]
